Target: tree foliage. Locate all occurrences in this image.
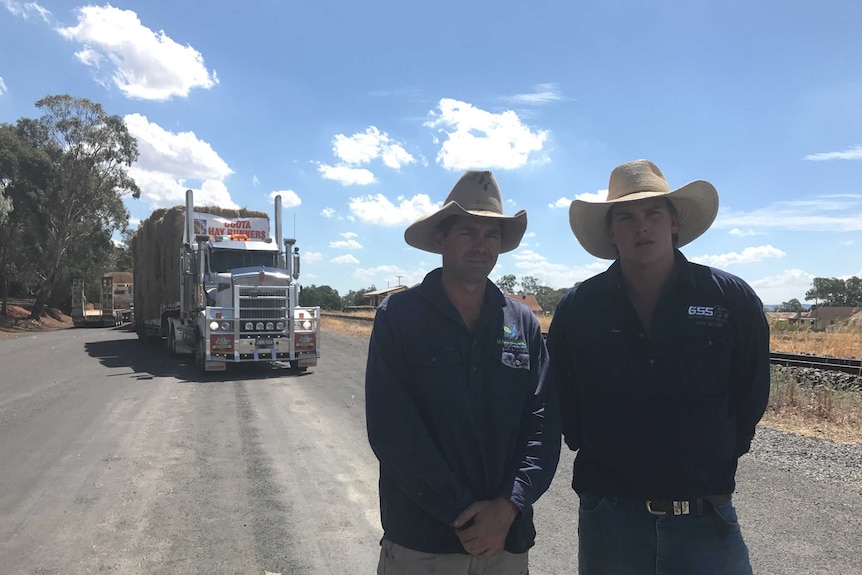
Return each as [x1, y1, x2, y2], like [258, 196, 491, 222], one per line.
[1, 95, 140, 318]
[0, 123, 53, 314]
[341, 285, 377, 309]
[777, 298, 803, 313]
[299, 284, 343, 310]
[805, 276, 862, 307]
[495, 274, 516, 294]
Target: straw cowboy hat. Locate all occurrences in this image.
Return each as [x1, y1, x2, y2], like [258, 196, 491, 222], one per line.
[569, 159, 719, 260]
[405, 170, 527, 254]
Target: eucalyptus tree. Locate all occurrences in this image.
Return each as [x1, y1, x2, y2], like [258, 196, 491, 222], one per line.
[16, 95, 140, 318]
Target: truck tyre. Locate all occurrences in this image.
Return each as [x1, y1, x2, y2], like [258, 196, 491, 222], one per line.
[195, 341, 206, 371]
[167, 326, 177, 356]
[289, 360, 308, 373]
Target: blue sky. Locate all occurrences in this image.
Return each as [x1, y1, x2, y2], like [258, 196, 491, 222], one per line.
[2, 0, 861, 305]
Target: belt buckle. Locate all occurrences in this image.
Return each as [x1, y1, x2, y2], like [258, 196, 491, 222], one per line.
[646, 500, 690, 516]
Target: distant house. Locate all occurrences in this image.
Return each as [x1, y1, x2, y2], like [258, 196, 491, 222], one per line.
[363, 285, 408, 308]
[802, 307, 862, 331]
[765, 311, 801, 323]
[505, 293, 543, 315]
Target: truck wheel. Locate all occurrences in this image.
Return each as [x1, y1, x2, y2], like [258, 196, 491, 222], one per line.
[289, 360, 308, 373]
[195, 341, 205, 371]
[167, 327, 177, 356]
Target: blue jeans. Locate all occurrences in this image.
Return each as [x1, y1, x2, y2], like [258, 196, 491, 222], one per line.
[577, 493, 752, 575]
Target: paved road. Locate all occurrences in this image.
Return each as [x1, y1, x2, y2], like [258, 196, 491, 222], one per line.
[0, 327, 859, 574]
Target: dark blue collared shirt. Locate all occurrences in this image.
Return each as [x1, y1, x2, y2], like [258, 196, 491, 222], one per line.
[546, 251, 770, 500]
[365, 268, 561, 554]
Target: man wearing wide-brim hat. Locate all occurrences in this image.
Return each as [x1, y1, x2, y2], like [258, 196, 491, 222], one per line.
[546, 159, 770, 574]
[365, 170, 561, 574]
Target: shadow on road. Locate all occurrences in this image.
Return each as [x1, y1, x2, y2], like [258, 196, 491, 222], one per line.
[84, 334, 311, 383]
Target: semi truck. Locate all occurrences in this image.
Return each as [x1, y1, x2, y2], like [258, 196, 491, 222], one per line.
[71, 272, 134, 327]
[132, 189, 320, 372]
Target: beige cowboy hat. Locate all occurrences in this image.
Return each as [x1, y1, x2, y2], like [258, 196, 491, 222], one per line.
[569, 159, 719, 260]
[405, 170, 527, 254]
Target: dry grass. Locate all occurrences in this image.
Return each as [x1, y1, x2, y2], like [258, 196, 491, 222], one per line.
[763, 368, 862, 443]
[321, 315, 373, 338]
[769, 324, 862, 357]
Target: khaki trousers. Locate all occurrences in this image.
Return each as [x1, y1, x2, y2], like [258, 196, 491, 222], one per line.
[377, 539, 529, 575]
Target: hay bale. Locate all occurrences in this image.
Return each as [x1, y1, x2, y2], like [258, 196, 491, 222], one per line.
[132, 205, 270, 324]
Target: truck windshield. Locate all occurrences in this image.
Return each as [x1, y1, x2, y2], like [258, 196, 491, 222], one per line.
[209, 250, 278, 273]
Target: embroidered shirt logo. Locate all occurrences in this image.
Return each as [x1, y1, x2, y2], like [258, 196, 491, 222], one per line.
[498, 323, 527, 351]
[499, 322, 529, 369]
[688, 305, 729, 327]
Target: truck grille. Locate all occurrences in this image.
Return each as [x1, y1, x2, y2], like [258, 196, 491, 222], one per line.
[238, 286, 288, 321]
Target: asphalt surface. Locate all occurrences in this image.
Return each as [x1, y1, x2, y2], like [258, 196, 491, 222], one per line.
[0, 327, 860, 574]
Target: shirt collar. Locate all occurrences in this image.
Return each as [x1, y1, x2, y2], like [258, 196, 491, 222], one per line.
[418, 267, 506, 323]
[601, 249, 696, 291]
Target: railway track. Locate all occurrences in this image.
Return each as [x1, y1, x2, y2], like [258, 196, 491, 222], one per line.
[323, 314, 861, 376]
[769, 351, 862, 376]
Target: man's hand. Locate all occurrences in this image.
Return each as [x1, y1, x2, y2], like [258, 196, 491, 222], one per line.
[452, 497, 519, 558]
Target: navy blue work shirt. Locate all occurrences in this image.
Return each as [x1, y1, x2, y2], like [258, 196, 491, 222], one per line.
[546, 251, 770, 501]
[365, 268, 561, 554]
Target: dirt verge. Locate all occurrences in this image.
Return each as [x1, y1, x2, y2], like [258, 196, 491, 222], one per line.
[0, 300, 74, 337]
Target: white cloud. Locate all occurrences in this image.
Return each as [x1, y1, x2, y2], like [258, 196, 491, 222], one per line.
[333, 128, 386, 164]
[57, 5, 218, 100]
[690, 245, 786, 268]
[331, 254, 360, 265]
[804, 145, 862, 161]
[269, 189, 301, 208]
[750, 269, 815, 305]
[506, 83, 563, 105]
[125, 114, 231, 179]
[322, 127, 415, 185]
[511, 250, 608, 290]
[0, 77, 6, 95]
[329, 239, 362, 250]
[318, 164, 376, 186]
[550, 190, 606, 209]
[340, 232, 358, 239]
[524, 232, 536, 238]
[425, 98, 549, 171]
[332, 126, 414, 169]
[577, 189, 608, 202]
[321, 208, 336, 218]
[128, 168, 237, 208]
[2, 0, 51, 22]
[124, 113, 234, 208]
[715, 195, 862, 232]
[728, 228, 763, 237]
[252, 175, 260, 187]
[349, 194, 439, 226]
[303, 251, 323, 264]
[355, 263, 429, 289]
[380, 143, 414, 169]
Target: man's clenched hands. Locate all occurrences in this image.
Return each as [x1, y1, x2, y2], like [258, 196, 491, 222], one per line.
[452, 498, 519, 558]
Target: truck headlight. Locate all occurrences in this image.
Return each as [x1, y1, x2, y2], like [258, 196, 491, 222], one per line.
[209, 321, 220, 331]
[301, 320, 312, 330]
[276, 321, 285, 331]
[245, 321, 254, 331]
[265, 322, 274, 331]
[256, 322, 264, 331]
[221, 321, 231, 332]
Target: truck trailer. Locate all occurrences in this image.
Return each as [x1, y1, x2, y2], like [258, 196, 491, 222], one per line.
[71, 272, 134, 327]
[132, 190, 320, 372]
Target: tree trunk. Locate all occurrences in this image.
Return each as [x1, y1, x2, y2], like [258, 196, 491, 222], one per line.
[1, 277, 7, 316]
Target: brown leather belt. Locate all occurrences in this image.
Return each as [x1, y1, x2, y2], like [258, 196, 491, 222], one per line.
[645, 494, 732, 516]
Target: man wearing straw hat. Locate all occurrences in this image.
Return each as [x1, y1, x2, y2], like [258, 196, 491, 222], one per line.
[365, 170, 561, 574]
[546, 160, 769, 574]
